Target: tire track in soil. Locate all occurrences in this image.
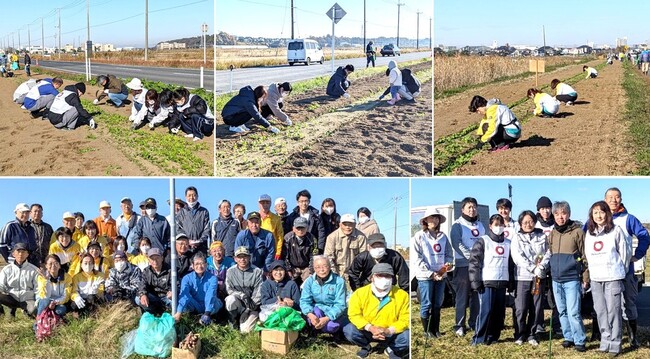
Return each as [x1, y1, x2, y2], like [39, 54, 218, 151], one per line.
[434, 59, 603, 140]
[452, 60, 636, 176]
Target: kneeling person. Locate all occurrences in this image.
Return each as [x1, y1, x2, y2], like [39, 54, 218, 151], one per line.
[105, 251, 142, 302]
[225, 246, 263, 333]
[174, 252, 222, 325]
[469, 95, 521, 152]
[46, 83, 97, 130]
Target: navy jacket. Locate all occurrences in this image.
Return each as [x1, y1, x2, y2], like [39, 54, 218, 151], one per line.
[211, 215, 240, 257]
[221, 86, 271, 127]
[326, 67, 349, 98]
[260, 277, 301, 311]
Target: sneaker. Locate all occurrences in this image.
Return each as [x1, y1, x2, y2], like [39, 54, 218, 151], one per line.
[455, 327, 465, 337]
[562, 340, 575, 348]
[192, 137, 201, 142]
[170, 126, 180, 134]
[395, 93, 401, 101]
[149, 124, 155, 131]
[282, 118, 293, 126]
[184, 134, 194, 138]
[268, 126, 280, 134]
[240, 124, 250, 132]
[515, 339, 524, 345]
[356, 348, 370, 358]
[387, 99, 397, 105]
[528, 338, 539, 346]
[566, 101, 574, 106]
[20, 105, 26, 110]
[229, 126, 245, 133]
[89, 119, 97, 129]
[575, 344, 586, 352]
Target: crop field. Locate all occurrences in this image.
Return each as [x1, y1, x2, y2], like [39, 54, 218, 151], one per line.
[433, 55, 650, 176]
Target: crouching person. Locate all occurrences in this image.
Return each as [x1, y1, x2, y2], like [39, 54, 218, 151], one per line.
[300, 255, 348, 335]
[70, 253, 106, 316]
[36, 254, 73, 318]
[326, 64, 354, 99]
[225, 246, 263, 333]
[136, 248, 172, 315]
[0, 243, 39, 317]
[105, 251, 142, 303]
[259, 260, 301, 321]
[172, 88, 215, 141]
[344, 263, 410, 359]
[174, 252, 222, 325]
[45, 83, 97, 130]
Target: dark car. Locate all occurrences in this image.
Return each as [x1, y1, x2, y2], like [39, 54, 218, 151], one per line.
[380, 44, 401, 57]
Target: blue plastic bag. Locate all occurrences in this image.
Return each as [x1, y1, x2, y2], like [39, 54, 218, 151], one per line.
[134, 312, 176, 358]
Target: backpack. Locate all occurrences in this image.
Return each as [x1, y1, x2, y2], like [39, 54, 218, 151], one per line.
[35, 307, 63, 341]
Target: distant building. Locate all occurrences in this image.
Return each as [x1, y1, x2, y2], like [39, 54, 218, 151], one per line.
[156, 42, 187, 50]
[616, 37, 627, 47]
[63, 44, 75, 52]
[94, 43, 115, 52]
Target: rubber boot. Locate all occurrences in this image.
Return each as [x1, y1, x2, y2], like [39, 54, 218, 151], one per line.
[629, 320, 640, 349]
[421, 317, 434, 338]
[429, 309, 443, 338]
[590, 316, 601, 342]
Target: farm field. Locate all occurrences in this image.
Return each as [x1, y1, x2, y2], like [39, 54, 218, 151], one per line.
[433, 56, 641, 175]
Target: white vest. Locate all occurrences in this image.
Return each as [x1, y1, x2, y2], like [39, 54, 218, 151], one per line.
[13, 79, 36, 101]
[422, 230, 447, 272]
[49, 90, 74, 115]
[613, 213, 631, 240]
[585, 226, 628, 281]
[482, 236, 511, 281]
[25, 81, 46, 100]
[503, 220, 519, 241]
[535, 221, 554, 237]
[454, 219, 485, 260]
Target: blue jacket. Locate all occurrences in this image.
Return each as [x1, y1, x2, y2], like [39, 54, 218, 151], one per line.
[234, 228, 275, 272]
[176, 203, 211, 246]
[326, 67, 348, 98]
[23, 80, 59, 110]
[0, 219, 37, 262]
[133, 214, 171, 252]
[116, 213, 140, 252]
[221, 86, 271, 128]
[300, 272, 346, 320]
[260, 277, 301, 311]
[211, 215, 240, 257]
[177, 270, 218, 314]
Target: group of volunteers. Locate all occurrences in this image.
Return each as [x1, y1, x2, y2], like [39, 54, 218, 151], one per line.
[0, 187, 410, 358]
[413, 187, 648, 356]
[0, 51, 30, 77]
[468, 71, 588, 152]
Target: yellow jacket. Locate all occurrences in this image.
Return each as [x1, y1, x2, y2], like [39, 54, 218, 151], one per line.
[129, 254, 149, 270]
[50, 228, 83, 245]
[48, 240, 82, 275]
[476, 103, 519, 143]
[348, 284, 410, 334]
[37, 272, 73, 304]
[71, 271, 105, 300]
[77, 235, 111, 257]
[261, 212, 284, 258]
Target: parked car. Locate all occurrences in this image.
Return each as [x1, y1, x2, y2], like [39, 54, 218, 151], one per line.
[287, 39, 324, 66]
[380, 44, 401, 56]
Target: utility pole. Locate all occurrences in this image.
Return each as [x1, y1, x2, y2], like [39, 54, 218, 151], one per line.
[397, 2, 404, 47]
[86, 0, 91, 80]
[429, 17, 432, 49]
[41, 18, 44, 55]
[145, 0, 148, 61]
[58, 9, 61, 59]
[416, 10, 422, 50]
[363, 0, 366, 51]
[28, 24, 30, 53]
[290, 0, 295, 39]
[392, 196, 402, 250]
[17, 29, 20, 51]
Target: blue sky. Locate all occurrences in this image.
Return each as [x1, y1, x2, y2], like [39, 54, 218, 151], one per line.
[0, 178, 410, 247]
[0, 0, 433, 48]
[435, 0, 649, 47]
[411, 177, 650, 226]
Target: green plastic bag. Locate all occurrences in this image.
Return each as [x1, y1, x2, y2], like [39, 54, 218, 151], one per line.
[134, 312, 176, 358]
[255, 306, 306, 332]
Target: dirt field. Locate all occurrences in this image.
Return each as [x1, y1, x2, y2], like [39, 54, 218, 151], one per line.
[216, 60, 433, 177]
[434, 60, 636, 176]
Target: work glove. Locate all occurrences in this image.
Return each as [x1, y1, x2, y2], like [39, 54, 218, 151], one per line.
[342, 93, 350, 99]
[103, 89, 110, 94]
[200, 314, 212, 325]
[268, 126, 280, 134]
[73, 296, 86, 309]
[533, 266, 544, 278]
[474, 140, 484, 150]
[93, 99, 99, 105]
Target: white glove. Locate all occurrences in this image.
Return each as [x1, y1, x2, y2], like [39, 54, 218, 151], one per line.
[103, 89, 110, 94]
[342, 93, 350, 99]
[268, 126, 280, 134]
[74, 296, 86, 309]
[92, 99, 99, 105]
[282, 117, 292, 126]
[533, 266, 544, 278]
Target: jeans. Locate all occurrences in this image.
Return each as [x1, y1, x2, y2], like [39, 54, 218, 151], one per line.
[552, 280, 586, 345]
[343, 324, 409, 357]
[389, 85, 401, 99]
[418, 279, 445, 318]
[134, 101, 143, 112]
[135, 293, 172, 314]
[36, 299, 67, 317]
[108, 92, 128, 107]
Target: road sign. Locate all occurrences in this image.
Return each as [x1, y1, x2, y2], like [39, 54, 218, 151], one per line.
[326, 3, 346, 24]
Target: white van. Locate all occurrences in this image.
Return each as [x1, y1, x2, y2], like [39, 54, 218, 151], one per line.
[287, 39, 324, 66]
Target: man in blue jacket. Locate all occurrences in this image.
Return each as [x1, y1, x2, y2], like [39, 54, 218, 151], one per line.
[234, 212, 275, 273]
[0, 203, 38, 266]
[132, 198, 170, 253]
[22, 77, 63, 117]
[326, 64, 354, 99]
[174, 251, 221, 325]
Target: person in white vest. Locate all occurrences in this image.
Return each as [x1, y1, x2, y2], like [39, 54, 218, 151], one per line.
[45, 82, 97, 130]
[13, 78, 38, 105]
[449, 197, 485, 337]
[413, 207, 453, 339]
[584, 201, 631, 356]
[496, 198, 519, 241]
[469, 214, 514, 345]
[511, 210, 550, 346]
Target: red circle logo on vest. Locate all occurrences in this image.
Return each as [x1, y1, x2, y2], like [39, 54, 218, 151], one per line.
[504, 230, 510, 238]
[433, 243, 441, 253]
[471, 229, 480, 237]
[495, 246, 505, 255]
[594, 241, 604, 252]
[544, 229, 551, 236]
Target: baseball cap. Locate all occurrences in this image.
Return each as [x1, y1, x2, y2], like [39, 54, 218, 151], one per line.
[367, 233, 386, 246]
[13, 242, 29, 252]
[175, 233, 189, 241]
[371, 263, 394, 276]
[209, 241, 224, 251]
[293, 217, 308, 228]
[99, 200, 111, 209]
[147, 248, 162, 257]
[269, 260, 286, 270]
[258, 194, 272, 202]
[139, 201, 146, 209]
[274, 197, 286, 206]
[144, 198, 157, 207]
[62, 211, 75, 219]
[234, 246, 250, 257]
[120, 197, 132, 203]
[14, 203, 30, 212]
[247, 211, 261, 221]
[340, 213, 356, 223]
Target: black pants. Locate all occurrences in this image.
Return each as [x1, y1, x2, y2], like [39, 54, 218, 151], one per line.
[366, 54, 375, 67]
[556, 94, 577, 103]
[260, 102, 283, 118]
[0, 293, 35, 316]
[489, 126, 518, 148]
[223, 112, 253, 127]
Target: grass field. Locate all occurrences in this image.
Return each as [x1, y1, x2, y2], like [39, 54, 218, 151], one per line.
[621, 60, 650, 175]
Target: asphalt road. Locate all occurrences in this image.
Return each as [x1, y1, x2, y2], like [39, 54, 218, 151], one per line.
[38, 51, 431, 94]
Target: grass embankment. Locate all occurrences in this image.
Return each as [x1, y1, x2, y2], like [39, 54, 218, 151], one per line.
[434, 62, 607, 175]
[0, 304, 363, 359]
[621, 61, 650, 175]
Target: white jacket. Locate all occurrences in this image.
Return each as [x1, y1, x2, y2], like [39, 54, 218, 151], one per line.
[511, 229, 550, 281]
[0, 261, 39, 302]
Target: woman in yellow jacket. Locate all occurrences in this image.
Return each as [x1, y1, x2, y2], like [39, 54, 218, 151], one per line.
[37, 255, 73, 317]
[70, 253, 105, 316]
[344, 263, 410, 359]
[527, 88, 560, 117]
[49, 227, 82, 275]
[129, 237, 151, 271]
[469, 95, 521, 152]
[86, 242, 112, 279]
[77, 220, 110, 257]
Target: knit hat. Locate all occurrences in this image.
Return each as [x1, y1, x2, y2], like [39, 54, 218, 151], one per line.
[75, 82, 86, 94]
[536, 196, 552, 210]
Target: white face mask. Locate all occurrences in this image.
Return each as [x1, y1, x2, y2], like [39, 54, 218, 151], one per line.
[146, 208, 156, 217]
[323, 207, 334, 215]
[373, 277, 392, 291]
[491, 226, 505, 236]
[187, 201, 197, 208]
[369, 247, 386, 259]
[82, 263, 93, 273]
[114, 261, 127, 272]
[140, 245, 151, 254]
[358, 216, 370, 224]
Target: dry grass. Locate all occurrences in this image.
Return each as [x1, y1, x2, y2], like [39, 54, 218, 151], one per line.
[41, 47, 424, 70]
[433, 56, 589, 94]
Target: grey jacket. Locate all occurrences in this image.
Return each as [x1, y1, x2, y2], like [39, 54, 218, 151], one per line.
[133, 214, 171, 252]
[176, 203, 211, 245]
[261, 83, 289, 122]
[225, 264, 263, 308]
